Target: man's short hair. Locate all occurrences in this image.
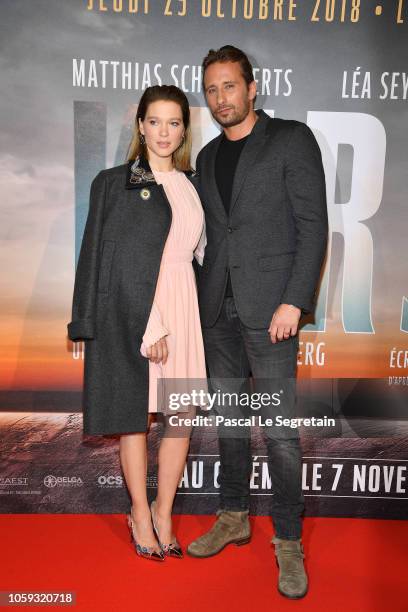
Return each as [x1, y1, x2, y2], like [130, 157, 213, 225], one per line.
[202, 45, 254, 87]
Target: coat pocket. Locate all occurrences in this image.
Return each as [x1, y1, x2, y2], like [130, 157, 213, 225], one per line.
[98, 240, 115, 293]
[258, 252, 294, 271]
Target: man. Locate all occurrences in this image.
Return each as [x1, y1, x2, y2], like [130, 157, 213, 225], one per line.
[187, 46, 328, 600]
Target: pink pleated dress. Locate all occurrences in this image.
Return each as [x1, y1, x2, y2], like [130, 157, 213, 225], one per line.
[140, 169, 207, 414]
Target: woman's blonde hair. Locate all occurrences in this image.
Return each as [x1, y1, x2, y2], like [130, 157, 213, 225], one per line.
[127, 85, 192, 171]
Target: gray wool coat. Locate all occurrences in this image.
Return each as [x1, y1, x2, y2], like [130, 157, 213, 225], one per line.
[67, 156, 199, 436]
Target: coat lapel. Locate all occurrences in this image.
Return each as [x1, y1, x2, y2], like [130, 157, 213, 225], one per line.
[125, 155, 197, 190]
[206, 134, 228, 222]
[125, 156, 157, 189]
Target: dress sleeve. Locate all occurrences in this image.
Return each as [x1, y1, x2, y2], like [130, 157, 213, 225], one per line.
[193, 217, 207, 266]
[140, 302, 169, 357]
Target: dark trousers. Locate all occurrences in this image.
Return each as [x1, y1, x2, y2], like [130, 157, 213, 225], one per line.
[203, 296, 304, 540]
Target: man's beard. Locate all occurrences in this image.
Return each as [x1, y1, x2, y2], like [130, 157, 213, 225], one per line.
[213, 99, 250, 128]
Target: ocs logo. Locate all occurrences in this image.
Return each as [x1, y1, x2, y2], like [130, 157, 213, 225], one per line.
[98, 475, 123, 487]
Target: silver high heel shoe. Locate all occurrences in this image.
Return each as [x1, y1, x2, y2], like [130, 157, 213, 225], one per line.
[150, 500, 183, 559]
[126, 508, 165, 562]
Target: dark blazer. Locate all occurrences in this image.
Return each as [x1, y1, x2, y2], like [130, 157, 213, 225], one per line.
[67, 156, 199, 436]
[196, 108, 328, 329]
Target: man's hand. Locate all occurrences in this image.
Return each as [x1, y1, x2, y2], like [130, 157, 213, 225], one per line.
[146, 337, 169, 364]
[268, 304, 301, 344]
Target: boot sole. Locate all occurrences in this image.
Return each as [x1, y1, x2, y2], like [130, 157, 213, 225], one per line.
[187, 535, 251, 558]
[277, 586, 308, 600]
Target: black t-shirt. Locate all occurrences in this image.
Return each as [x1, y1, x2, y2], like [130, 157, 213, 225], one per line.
[215, 133, 249, 297]
[215, 133, 249, 217]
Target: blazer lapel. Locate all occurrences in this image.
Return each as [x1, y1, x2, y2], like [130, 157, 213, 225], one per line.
[205, 134, 228, 223]
[229, 109, 269, 216]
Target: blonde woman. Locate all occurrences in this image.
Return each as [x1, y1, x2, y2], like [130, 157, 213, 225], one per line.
[67, 85, 206, 561]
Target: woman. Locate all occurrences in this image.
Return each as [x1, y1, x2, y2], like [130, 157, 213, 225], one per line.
[67, 85, 207, 561]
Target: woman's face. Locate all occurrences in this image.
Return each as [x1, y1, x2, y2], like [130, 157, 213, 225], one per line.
[138, 100, 185, 164]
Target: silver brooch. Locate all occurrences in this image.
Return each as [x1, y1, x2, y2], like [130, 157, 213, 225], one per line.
[130, 157, 155, 184]
[140, 188, 151, 200]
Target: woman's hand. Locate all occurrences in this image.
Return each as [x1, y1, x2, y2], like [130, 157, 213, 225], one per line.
[145, 337, 169, 364]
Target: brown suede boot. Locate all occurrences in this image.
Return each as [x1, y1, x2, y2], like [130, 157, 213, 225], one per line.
[272, 536, 308, 599]
[187, 510, 251, 558]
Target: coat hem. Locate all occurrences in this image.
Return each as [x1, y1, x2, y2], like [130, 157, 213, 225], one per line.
[83, 426, 148, 436]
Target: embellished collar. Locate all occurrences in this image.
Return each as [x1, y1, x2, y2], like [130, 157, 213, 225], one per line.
[125, 155, 197, 189]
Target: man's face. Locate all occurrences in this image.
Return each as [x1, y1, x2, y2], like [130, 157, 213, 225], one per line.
[203, 61, 256, 128]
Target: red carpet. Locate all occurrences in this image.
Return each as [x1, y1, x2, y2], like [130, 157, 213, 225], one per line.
[0, 515, 407, 611]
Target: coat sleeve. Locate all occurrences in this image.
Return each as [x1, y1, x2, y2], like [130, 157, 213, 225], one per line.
[67, 171, 106, 341]
[140, 302, 169, 357]
[280, 123, 328, 314]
